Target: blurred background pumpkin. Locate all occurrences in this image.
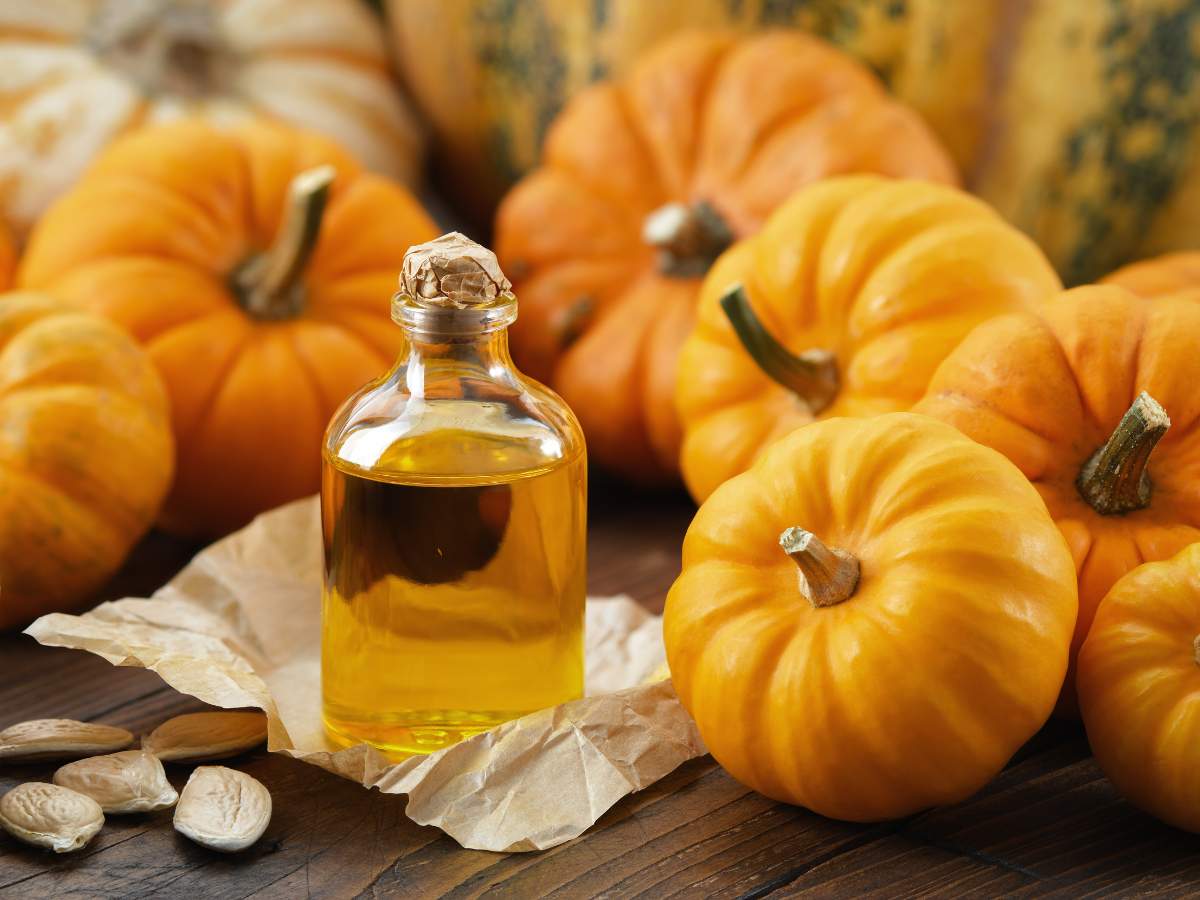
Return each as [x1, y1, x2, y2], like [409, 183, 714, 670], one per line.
[494, 30, 956, 483]
[18, 119, 437, 537]
[0, 294, 173, 630]
[386, 0, 997, 224]
[388, 0, 1200, 284]
[0, 0, 424, 236]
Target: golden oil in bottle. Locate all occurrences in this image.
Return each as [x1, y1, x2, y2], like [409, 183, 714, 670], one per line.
[320, 234, 586, 758]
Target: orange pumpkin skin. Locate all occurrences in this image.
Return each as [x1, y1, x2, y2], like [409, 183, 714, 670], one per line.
[495, 30, 958, 483]
[664, 414, 1077, 821]
[1101, 251, 1200, 298]
[916, 286, 1200, 712]
[19, 120, 437, 537]
[676, 176, 1062, 503]
[0, 293, 173, 630]
[0, 219, 13, 290]
[1078, 543, 1200, 833]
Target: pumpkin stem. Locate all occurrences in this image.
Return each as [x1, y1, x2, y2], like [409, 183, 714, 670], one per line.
[1193, 635, 1200, 667]
[88, 0, 229, 99]
[779, 527, 860, 608]
[720, 284, 839, 414]
[234, 166, 336, 321]
[1077, 392, 1170, 516]
[643, 201, 733, 278]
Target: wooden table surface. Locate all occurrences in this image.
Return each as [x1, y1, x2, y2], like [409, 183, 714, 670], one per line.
[1, 484, 1198, 899]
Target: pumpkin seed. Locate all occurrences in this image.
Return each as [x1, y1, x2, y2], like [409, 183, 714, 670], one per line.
[142, 712, 267, 762]
[0, 782, 104, 853]
[173, 766, 271, 852]
[0, 719, 134, 762]
[53, 750, 178, 814]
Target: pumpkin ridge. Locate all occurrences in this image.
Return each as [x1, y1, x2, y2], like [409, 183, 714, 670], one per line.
[844, 221, 1047, 345]
[0, 422, 144, 536]
[281, 323, 341, 415]
[656, 34, 733, 200]
[1045, 292, 1151, 438]
[314, 310, 400, 364]
[0, 457, 128, 556]
[150, 314, 253, 450]
[93, 173, 243, 265]
[296, 311, 391, 370]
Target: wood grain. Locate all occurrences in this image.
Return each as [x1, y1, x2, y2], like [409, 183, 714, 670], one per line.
[0, 486, 1197, 899]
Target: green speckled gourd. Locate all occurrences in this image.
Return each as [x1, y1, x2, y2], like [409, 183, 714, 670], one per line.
[973, 0, 1200, 284]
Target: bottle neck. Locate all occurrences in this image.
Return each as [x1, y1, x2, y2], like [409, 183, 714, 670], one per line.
[398, 325, 517, 399]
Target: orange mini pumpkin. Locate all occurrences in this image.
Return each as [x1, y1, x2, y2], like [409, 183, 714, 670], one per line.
[916, 285, 1200, 711]
[0, 294, 173, 630]
[495, 30, 957, 482]
[664, 413, 1077, 821]
[20, 120, 437, 537]
[676, 175, 1061, 502]
[1078, 542, 1200, 833]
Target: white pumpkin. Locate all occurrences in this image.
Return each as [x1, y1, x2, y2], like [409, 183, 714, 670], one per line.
[0, 0, 424, 234]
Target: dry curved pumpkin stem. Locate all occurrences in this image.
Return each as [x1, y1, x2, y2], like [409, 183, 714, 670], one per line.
[173, 766, 271, 852]
[142, 711, 267, 763]
[1077, 391, 1170, 515]
[53, 750, 178, 814]
[0, 719, 134, 763]
[643, 200, 733, 278]
[233, 165, 336, 320]
[0, 782, 104, 853]
[720, 284, 839, 414]
[555, 296, 596, 348]
[780, 527, 860, 608]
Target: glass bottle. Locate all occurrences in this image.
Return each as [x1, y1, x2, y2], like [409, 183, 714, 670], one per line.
[320, 233, 587, 758]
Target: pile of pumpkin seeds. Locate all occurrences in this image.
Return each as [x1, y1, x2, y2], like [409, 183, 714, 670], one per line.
[0, 712, 270, 854]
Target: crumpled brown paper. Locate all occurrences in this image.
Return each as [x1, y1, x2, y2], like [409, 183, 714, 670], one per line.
[25, 497, 705, 852]
[399, 232, 513, 308]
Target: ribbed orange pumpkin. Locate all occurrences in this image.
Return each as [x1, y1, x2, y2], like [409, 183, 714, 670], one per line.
[664, 413, 1077, 821]
[19, 120, 437, 537]
[916, 285, 1200, 712]
[495, 30, 957, 482]
[676, 175, 1061, 503]
[1078, 543, 1200, 833]
[0, 293, 173, 630]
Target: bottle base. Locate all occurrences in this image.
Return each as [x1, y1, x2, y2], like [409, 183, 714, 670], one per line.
[323, 707, 536, 758]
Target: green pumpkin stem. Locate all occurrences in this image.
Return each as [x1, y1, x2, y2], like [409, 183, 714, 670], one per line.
[1077, 392, 1170, 516]
[779, 527, 860, 608]
[720, 284, 839, 413]
[643, 200, 733, 278]
[236, 165, 335, 320]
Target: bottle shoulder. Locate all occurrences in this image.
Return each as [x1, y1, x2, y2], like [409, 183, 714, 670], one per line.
[325, 364, 585, 480]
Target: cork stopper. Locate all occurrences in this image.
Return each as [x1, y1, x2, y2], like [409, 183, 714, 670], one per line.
[399, 232, 513, 310]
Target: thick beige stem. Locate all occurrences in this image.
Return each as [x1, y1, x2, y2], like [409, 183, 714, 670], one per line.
[642, 201, 733, 278]
[235, 166, 335, 320]
[779, 527, 860, 608]
[1077, 392, 1170, 516]
[88, 0, 229, 98]
[1193, 634, 1200, 667]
